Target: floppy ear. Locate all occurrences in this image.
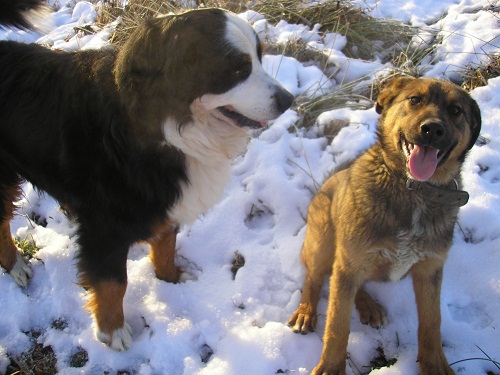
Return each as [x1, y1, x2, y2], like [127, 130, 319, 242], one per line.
[114, 16, 176, 110]
[466, 96, 482, 150]
[375, 76, 415, 114]
[114, 15, 196, 132]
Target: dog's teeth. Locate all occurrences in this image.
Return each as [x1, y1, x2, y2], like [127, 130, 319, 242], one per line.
[404, 141, 412, 156]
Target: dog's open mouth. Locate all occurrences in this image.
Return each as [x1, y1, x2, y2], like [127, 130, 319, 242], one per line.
[218, 106, 267, 129]
[401, 137, 448, 181]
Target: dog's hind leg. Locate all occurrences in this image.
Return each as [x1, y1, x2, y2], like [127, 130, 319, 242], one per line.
[0, 167, 31, 287]
[149, 222, 183, 283]
[288, 190, 335, 334]
[355, 287, 387, 328]
[77, 226, 132, 351]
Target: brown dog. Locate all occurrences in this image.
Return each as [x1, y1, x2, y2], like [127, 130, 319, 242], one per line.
[288, 77, 481, 375]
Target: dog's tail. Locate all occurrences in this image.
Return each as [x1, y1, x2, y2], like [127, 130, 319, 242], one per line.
[0, 0, 52, 31]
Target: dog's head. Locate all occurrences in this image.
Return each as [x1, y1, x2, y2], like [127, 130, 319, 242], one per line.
[375, 77, 481, 184]
[114, 8, 294, 143]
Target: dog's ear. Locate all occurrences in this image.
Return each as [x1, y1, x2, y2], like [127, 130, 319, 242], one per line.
[114, 14, 199, 132]
[375, 77, 415, 114]
[466, 96, 482, 150]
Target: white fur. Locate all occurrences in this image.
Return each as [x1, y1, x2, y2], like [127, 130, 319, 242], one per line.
[379, 208, 445, 281]
[164, 100, 249, 225]
[23, 6, 54, 33]
[10, 252, 32, 288]
[96, 322, 133, 351]
[389, 236, 425, 282]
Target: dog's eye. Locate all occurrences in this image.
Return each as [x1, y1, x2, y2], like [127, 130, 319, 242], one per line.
[450, 105, 462, 116]
[232, 63, 251, 79]
[409, 96, 422, 105]
[234, 68, 248, 77]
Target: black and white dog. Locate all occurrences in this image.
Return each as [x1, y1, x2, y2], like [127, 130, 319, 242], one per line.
[0, 1, 293, 350]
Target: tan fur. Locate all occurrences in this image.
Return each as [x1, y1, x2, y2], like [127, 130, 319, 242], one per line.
[87, 280, 127, 335]
[148, 221, 181, 283]
[0, 221, 18, 271]
[288, 78, 481, 375]
[0, 184, 21, 272]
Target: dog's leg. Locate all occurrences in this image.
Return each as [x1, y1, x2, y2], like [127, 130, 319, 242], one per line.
[88, 279, 131, 351]
[354, 287, 387, 328]
[0, 175, 32, 287]
[411, 258, 455, 375]
[148, 223, 184, 283]
[312, 255, 364, 375]
[288, 264, 324, 334]
[288, 191, 334, 334]
[77, 229, 132, 351]
[0, 222, 32, 287]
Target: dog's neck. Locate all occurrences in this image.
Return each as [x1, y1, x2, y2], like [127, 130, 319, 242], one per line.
[405, 178, 469, 207]
[367, 146, 470, 207]
[374, 146, 470, 207]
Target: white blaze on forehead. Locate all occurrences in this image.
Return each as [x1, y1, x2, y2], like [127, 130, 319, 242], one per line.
[224, 12, 260, 58]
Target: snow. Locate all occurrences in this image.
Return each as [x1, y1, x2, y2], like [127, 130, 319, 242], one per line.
[1, 0, 500, 374]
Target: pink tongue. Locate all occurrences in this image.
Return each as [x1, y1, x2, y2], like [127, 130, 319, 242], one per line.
[408, 145, 439, 181]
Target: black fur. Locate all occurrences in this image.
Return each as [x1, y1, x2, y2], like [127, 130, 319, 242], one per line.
[0, 41, 189, 284]
[0, 8, 248, 285]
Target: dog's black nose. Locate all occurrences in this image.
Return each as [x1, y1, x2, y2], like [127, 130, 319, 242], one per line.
[421, 120, 445, 141]
[273, 89, 294, 113]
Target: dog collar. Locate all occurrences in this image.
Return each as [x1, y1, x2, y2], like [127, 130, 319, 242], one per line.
[406, 179, 469, 207]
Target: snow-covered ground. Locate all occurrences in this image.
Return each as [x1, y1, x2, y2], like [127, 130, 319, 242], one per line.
[1, 0, 499, 374]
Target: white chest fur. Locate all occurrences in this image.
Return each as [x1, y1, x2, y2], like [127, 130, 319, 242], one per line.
[389, 235, 424, 281]
[168, 155, 233, 225]
[380, 208, 444, 281]
[163, 112, 249, 225]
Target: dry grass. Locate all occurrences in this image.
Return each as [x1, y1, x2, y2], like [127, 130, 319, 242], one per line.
[294, 85, 373, 129]
[253, 0, 414, 62]
[6, 332, 57, 375]
[98, 0, 178, 44]
[462, 54, 500, 91]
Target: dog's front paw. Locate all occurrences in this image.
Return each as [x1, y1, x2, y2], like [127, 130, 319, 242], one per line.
[156, 266, 197, 284]
[97, 323, 133, 351]
[9, 252, 32, 288]
[310, 361, 346, 375]
[178, 269, 197, 283]
[287, 303, 317, 334]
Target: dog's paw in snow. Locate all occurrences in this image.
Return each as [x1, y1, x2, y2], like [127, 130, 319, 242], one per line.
[97, 322, 133, 351]
[10, 252, 33, 288]
[178, 269, 198, 283]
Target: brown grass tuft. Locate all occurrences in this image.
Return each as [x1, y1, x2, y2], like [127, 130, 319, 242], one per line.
[462, 54, 500, 91]
[6, 331, 57, 375]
